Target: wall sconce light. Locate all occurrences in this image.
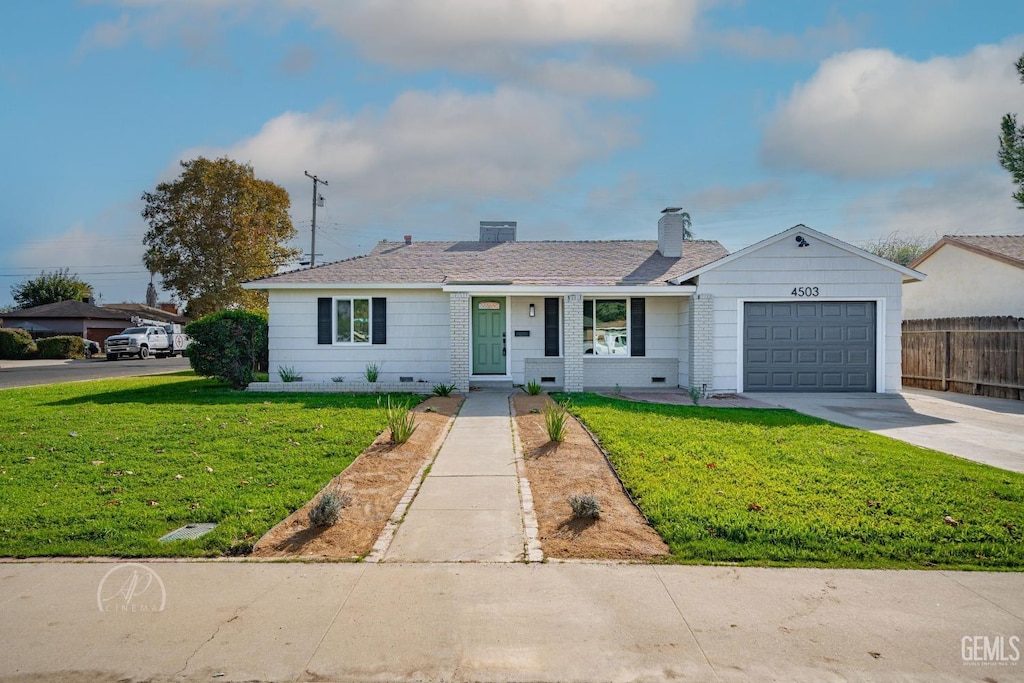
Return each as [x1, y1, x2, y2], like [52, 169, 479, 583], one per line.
[529, 303, 536, 317]
[795, 235, 810, 248]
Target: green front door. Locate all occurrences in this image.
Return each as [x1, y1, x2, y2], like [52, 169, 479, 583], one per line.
[472, 297, 506, 375]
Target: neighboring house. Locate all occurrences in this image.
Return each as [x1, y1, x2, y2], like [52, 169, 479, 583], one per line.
[245, 212, 923, 394]
[1, 300, 187, 345]
[903, 235, 1024, 319]
[1, 300, 133, 344]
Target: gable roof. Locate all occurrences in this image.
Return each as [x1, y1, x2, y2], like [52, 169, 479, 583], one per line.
[2, 300, 133, 320]
[248, 239, 729, 288]
[910, 235, 1024, 271]
[669, 224, 925, 283]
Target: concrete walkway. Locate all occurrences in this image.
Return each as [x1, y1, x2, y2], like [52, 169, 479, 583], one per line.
[757, 389, 1024, 473]
[383, 390, 524, 562]
[2, 560, 1022, 681]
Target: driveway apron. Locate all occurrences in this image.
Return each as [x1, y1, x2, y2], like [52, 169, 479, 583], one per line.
[384, 390, 524, 562]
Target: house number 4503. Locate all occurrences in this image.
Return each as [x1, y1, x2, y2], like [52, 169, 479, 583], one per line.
[791, 286, 819, 297]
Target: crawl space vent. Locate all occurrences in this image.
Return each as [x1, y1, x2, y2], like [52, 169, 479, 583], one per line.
[159, 523, 218, 542]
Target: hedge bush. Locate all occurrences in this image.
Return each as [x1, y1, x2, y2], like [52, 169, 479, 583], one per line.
[0, 328, 37, 359]
[36, 335, 86, 359]
[185, 309, 269, 389]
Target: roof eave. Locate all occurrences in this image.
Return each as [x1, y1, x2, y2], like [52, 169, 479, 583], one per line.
[670, 225, 925, 283]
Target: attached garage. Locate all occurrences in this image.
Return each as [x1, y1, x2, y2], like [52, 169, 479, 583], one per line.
[669, 224, 924, 395]
[743, 301, 876, 392]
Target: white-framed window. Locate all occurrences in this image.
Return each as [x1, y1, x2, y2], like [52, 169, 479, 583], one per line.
[335, 298, 371, 343]
[583, 299, 629, 356]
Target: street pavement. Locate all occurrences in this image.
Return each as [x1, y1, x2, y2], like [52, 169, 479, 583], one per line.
[1, 560, 1021, 682]
[0, 356, 190, 389]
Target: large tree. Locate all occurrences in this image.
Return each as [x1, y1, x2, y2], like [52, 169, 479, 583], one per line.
[998, 52, 1024, 210]
[141, 157, 299, 316]
[11, 268, 92, 309]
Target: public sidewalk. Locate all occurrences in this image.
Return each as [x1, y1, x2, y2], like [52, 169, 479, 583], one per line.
[2, 561, 1021, 681]
[383, 390, 524, 562]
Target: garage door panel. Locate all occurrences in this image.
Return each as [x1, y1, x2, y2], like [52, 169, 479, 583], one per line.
[743, 301, 876, 392]
[772, 349, 793, 363]
[821, 350, 844, 364]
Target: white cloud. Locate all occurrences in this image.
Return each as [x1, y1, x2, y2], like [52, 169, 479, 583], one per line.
[762, 39, 1024, 178]
[840, 170, 1024, 240]
[707, 17, 863, 61]
[8, 215, 159, 306]
[182, 87, 635, 213]
[688, 181, 785, 213]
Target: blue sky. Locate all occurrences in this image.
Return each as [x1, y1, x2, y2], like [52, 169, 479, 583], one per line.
[2, 1, 1023, 308]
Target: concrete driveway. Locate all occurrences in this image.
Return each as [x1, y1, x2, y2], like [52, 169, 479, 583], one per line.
[753, 389, 1024, 473]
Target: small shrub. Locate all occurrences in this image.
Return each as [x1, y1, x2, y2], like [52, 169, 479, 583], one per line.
[184, 309, 268, 390]
[308, 489, 351, 528]
[380, 395, 417, 444]
[432, 382, 456, 397]
[332, 376, 345, 383]
[253, 372, 269, 382]
[278, 365, 303, 382]
[36, 335, 85, 359]
[543, 401, 569, 442]
[568, 493, 601, 520]
[0, 328, 37, 359]
[525, 380, 543, 395]
[364, 362, 380, 382]
[688, 386, 702, 406]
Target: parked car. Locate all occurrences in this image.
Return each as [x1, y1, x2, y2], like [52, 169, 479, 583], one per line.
[82, 338, 100, 358]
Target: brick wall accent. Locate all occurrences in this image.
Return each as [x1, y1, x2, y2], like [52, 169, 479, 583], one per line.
[583, 358, 679, 389]
[563, 294, 584, 392]
[524, 358, 565, 389]
[689, 293, 714, 392]
[449, 292, 470, 393]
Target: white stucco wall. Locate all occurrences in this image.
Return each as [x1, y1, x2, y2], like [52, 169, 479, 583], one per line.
[267, 288, 450, 384]
[695, 236, 905, 394]
[902, 245, 1024, 319]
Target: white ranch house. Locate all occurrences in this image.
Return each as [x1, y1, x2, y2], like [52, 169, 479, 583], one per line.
[245, 211, 923, 394]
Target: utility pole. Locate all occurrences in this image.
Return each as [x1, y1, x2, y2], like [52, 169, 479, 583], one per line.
[304, 171, 328, 267]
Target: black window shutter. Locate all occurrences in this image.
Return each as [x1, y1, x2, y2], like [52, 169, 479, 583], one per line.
[371, 297, 387, 344]
[317, 298, 332, 344]
[544, 298, 559, 357]
[630, 298, 646, 357]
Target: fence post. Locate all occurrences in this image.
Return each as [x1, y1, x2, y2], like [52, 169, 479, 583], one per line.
[942, 330, 950, 392]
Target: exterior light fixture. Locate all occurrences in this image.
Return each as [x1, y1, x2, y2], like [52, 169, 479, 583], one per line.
[529, 303, 536, 317]
[795, 235, 810, 248]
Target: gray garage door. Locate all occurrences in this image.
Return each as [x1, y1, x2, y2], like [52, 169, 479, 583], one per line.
[743, 301, 876, 392]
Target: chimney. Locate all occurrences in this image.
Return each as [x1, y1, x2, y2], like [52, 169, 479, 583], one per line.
[657, 207, 686, 258]
[479, 221, 517, 243]
[404, 235, 412, 245]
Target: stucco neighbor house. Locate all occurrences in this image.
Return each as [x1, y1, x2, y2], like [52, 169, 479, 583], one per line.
[903, 235, 1024, 319]
[244, 212, 923, 394]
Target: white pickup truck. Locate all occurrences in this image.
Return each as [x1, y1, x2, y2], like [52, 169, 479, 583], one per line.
[104, 324, 190, 360]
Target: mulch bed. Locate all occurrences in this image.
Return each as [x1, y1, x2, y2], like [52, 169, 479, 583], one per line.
[512, 394, 668, 561]
[251, 395, 462, 560]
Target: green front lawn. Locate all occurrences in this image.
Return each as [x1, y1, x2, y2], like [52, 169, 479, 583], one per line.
[0, 374, 420, 557]
[562, 394, 1024, 570]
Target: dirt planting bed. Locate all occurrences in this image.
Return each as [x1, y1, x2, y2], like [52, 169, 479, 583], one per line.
[512, 394, 668, 561]
[252, 395, 462, 560]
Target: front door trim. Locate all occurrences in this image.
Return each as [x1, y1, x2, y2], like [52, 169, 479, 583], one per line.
[470, 296, 510, 377]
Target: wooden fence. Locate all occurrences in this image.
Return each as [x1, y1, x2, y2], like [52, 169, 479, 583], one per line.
[902, 317, 1024, 400]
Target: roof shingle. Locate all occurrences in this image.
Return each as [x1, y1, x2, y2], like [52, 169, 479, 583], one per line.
[940, 235, 1024, 269]
[250, 239, 729, 287]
